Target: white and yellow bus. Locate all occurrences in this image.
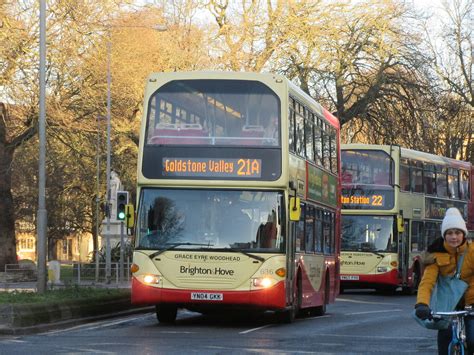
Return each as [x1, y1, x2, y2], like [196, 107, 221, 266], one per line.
[340, 144, 473, 293]
[129, 71, 342, 323]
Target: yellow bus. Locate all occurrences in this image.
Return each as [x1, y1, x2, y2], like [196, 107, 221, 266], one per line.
[340, 144, 473, 293]
[130, 71, 341, 323]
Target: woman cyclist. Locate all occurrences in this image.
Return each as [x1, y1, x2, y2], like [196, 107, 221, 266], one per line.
[415, 208, 474, 354]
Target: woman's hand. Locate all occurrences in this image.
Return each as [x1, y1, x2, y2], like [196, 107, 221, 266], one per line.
[415, 303, 432, 320]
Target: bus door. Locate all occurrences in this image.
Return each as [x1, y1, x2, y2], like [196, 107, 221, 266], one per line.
[398, 219, 410, 285]
[286, 220, 297, 304]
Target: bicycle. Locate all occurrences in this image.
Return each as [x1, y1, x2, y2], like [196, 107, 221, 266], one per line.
[432, 308, 474, 355]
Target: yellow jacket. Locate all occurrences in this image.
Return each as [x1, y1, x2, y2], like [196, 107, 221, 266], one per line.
[416, 238, 474, 307]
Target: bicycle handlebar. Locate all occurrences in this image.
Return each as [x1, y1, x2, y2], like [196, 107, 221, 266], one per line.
[432, 310, 474, 320]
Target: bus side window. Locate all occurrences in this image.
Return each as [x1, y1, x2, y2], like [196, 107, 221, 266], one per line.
[323, 211, 331, 254]
[460, 170, 469, 200]
[411, 161, 423, 193]
[411, 221, 424, 252]
[400, 162, 410, 191]
[315, 209, 323, 253]
[423, 164, 436, 195]
[295, 204, 305, 252]
[448, 168, 459, 199]
[305, 206, 315, 253]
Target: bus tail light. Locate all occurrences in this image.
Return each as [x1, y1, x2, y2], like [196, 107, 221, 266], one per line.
[131, 263, 140, 273]
[253, 277, 272, 288]
[143, 274, 161, 284]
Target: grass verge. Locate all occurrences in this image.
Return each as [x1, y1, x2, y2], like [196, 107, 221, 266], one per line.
[0, 286, 129, 305]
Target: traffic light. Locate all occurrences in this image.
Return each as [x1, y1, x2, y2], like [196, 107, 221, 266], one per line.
[116, 191, 129, 221]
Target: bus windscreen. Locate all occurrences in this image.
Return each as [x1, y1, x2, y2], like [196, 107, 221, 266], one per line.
[136, 188, 284, 252]
[341, 215, 397, 253]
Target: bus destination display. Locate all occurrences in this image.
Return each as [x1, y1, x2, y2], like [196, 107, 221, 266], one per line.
[341, 188, 394, 210]
[162, 157, 262, 178]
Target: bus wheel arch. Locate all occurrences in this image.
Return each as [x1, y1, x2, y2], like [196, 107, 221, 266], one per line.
[277, 269, 302, 323]
[403, 262, 421, 295]
[310, 269, 330, 316]
[296, 270, 303, 312]
[412, 262, 421, 290]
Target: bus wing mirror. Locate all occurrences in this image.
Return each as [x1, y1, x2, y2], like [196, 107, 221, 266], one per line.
[289, 197, 301, 221]
[397, 216, 404, 233]
[125, 204, 135, 229]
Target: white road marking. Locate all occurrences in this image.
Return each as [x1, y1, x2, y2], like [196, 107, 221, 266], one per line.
[312, 333, 429, 340]
[44, 313, 154, 335]
[336, 298, 400, 306]
[239, 324, 273, 334]
[0, 339, 26, 344]
[300, 315, 331, 320]
[207, 345, 340, 353]
[345, 309, 402, 315]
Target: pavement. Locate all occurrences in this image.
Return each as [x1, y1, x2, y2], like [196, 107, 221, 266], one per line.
[0, 281, 153, 335]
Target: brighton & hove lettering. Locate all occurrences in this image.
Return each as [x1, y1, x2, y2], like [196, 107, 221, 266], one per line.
[180, 266, 235, 276]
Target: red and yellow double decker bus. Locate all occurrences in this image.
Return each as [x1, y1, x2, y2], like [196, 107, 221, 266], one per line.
[340, 144, 473, 293]
[130, 71, 341, 323]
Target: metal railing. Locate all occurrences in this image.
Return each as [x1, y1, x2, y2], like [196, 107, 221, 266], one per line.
[0, 260, 131, 289]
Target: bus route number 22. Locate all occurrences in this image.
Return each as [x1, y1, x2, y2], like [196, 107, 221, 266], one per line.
[237, 159, 261, 176]
[370, 195, 383, 206]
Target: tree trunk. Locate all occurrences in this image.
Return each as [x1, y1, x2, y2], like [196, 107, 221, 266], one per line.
[0, 103, 38, 269]
[0, 142, 17, 268]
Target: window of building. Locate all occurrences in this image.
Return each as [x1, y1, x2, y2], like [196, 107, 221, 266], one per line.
[19, 238, 35, 250]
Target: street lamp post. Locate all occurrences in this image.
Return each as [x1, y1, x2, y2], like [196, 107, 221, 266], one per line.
[105, 37, 112, 284]
[103, 24, 167, 284]
[37, 0, 47, 294]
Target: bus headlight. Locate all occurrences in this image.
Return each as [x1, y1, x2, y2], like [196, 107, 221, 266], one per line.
[143, 274, 161, 284]
[376, 267, 388, 273]
[252, 277, 273, 288]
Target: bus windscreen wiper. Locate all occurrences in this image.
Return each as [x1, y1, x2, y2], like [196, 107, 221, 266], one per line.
[148, 242, 213, 259]
[359, 249, 385, 258]
[211, 247, 265, 262]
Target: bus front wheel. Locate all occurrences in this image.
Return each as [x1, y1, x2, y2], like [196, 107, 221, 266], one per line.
[278, 276, 302, 323]
[156, 304, 178, 324]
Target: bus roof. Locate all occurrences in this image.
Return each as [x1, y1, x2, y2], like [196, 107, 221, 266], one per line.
[146, 71, 340, 129]
[342, 143, 471, 170]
